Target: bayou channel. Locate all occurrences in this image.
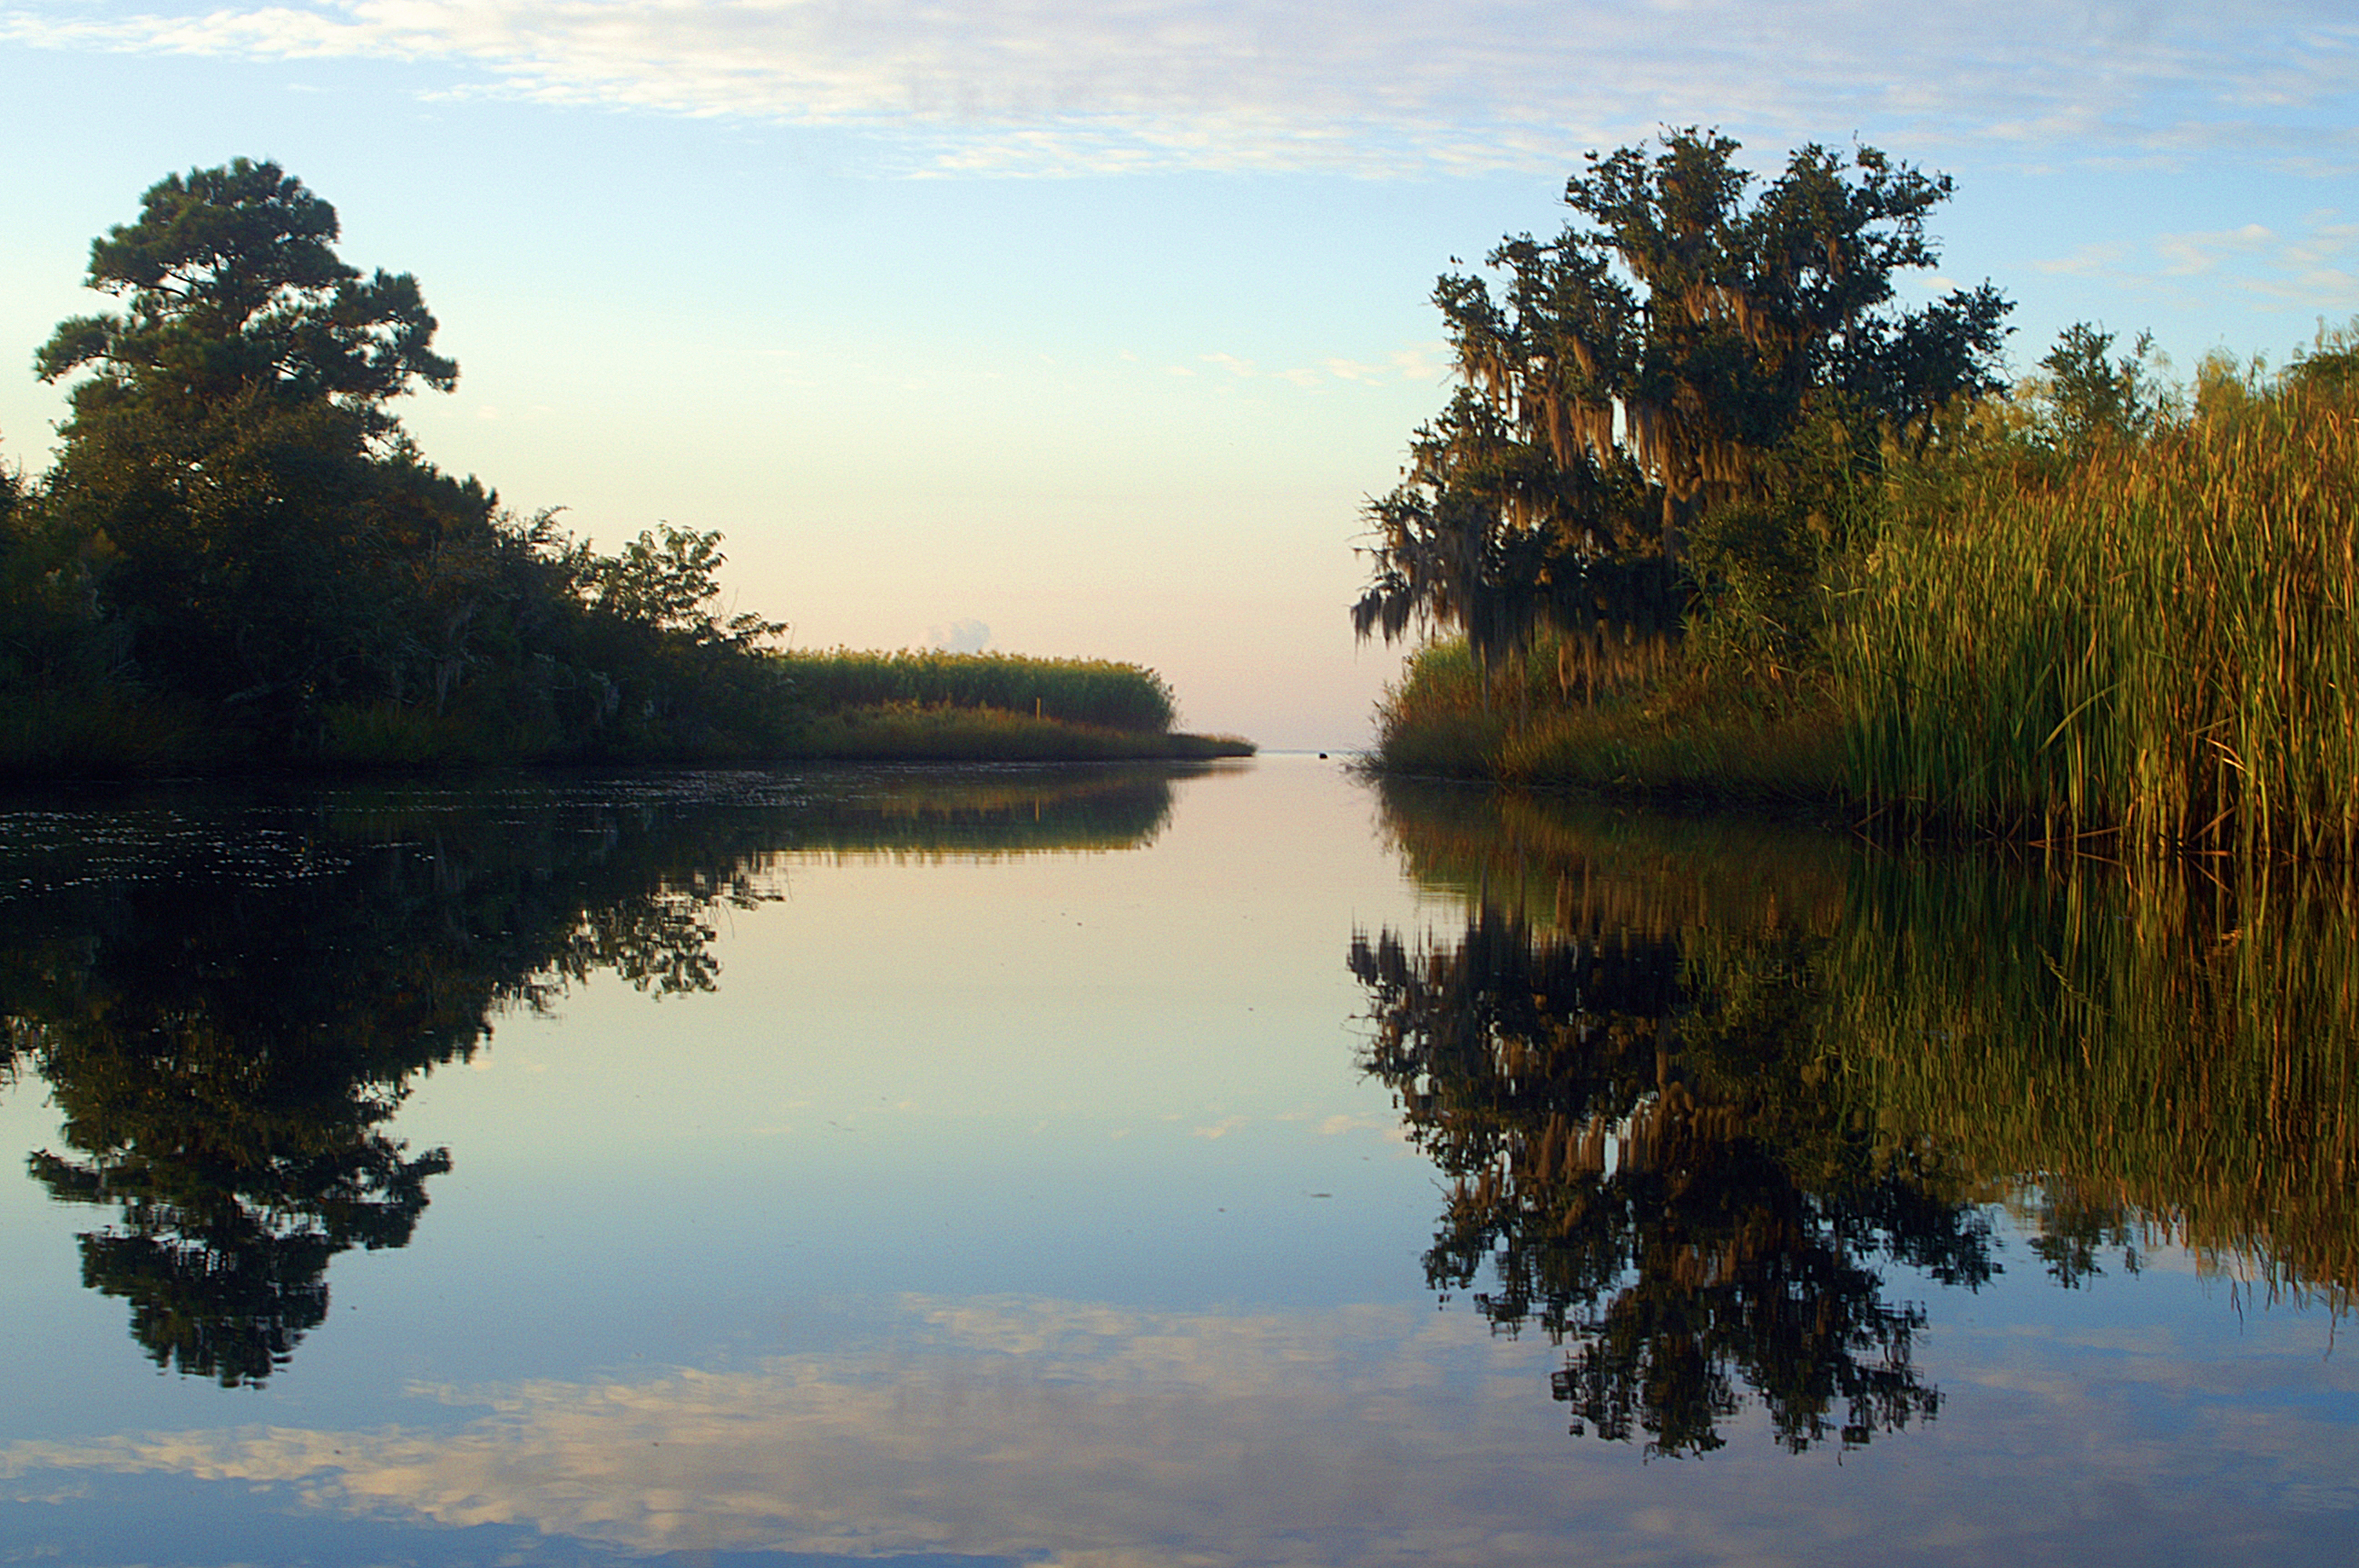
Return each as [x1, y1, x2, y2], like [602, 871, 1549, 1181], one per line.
[2, 755, 2354, 1565]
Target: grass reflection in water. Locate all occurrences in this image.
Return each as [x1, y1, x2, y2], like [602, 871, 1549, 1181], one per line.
[1358, 778, 2359, 1457]
[0, 765, 1184, 1385]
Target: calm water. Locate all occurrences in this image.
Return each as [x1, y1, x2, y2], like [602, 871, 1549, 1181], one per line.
[2, 755, 2354, 1566]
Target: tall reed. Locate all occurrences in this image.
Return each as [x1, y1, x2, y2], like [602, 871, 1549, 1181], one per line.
[1837, 376, 2359, 855]
[776, 649, 1178, 733]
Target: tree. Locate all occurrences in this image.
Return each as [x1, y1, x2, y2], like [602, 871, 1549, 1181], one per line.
[573, 522, 788, 648]
[1354, 130, 2010, 684]
[2036, 322, 2175, 454]
[32, 158, 476, 731]
[20, 159, 798, 769]
[35, 158, 454, 422]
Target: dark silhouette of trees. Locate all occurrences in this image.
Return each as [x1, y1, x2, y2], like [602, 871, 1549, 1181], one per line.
[1353, 129, 2011, 688]
[8, 159, 793, 769]
[1350, 905, 1994, 1456]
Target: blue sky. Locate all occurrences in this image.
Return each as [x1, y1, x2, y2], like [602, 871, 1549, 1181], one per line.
[2, 2, 2354, 746]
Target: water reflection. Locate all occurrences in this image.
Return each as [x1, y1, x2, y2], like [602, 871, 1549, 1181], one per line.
[0, 765, 1186, 1384]
[1359, 779, 2359, 1455]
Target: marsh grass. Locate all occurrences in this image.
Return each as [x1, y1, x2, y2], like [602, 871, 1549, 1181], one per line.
[799, 702, 1250, 762]
[1837, 375, 2359, 856]
[0, 687, 203, 778]
[1372, 635, 1841, 803]
[318, 701, 499, 768]
[780, 649, 1179, 733]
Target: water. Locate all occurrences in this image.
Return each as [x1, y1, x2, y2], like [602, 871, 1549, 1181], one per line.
[1, 756, 2354, 1565]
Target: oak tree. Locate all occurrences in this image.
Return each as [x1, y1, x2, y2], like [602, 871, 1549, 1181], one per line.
[1354, 130, 2011, 683]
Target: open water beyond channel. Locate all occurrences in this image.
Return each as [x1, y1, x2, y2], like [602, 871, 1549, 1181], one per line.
[2, 753, 2355, 1566]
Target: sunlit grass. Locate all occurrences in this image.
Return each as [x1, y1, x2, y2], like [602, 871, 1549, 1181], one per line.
[1371, 635, 1841, 804]
[1836, 374, 2359, 856]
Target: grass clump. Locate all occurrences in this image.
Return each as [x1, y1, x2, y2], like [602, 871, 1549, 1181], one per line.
[1370, 633, 1841, 806]
[0, 685, 199, 779]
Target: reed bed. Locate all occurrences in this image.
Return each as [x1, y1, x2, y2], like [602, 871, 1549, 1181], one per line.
[1837, 376, 2359, 856]
[778, 649, 1178, 733]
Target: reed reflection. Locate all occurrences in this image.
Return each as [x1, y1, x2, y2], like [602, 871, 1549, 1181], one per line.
[1358, 779, 2359, 1455]
[0, 765, 1181, 1385]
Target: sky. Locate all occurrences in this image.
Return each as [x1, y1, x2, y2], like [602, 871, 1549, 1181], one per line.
[1, 2, 2354, 749]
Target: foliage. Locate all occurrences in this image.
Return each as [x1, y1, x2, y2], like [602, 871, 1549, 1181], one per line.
[8, 160, 799, 771]
[568, 522, 786, 647]
[1365, 304, 2359, 864]
[1352, 129, 2010, 688]
[2031, 322, 2178, 456]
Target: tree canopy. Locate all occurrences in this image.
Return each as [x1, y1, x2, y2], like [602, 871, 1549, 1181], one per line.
[36, 158, 456, 423]
[9, 158, 795, 767]
[1353, 130, 2011, 677]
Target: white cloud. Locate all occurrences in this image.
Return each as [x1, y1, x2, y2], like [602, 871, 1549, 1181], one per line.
[0, 1301, 1571, 1566]
[2037, 213, 2359, 314]
[2035, 242, 2133, 278]
[0, 2, 2354, 175]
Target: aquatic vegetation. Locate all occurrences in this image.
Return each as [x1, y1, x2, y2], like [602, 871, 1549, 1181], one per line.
[1836, 370, 2359, 856]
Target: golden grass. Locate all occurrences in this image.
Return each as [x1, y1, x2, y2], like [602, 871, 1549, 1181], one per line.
[1837, 375, 2359, 856]
[1370, 635, 1842, 804]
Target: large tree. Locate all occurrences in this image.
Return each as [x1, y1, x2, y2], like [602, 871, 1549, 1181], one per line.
[33, 158, 491, 728]
[1354, 130, 2010, 679]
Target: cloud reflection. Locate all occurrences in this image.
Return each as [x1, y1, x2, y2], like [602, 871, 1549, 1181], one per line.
[8, 1289, 2359, 1565]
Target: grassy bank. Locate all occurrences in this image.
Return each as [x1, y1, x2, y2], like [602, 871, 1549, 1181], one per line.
[1367, 364, 2359, 853]
[776, 648, 1178, 732]
[0, 648, 1252, 778]
[777, 648, 1249, 761]
[1370, 636, 1841, 806]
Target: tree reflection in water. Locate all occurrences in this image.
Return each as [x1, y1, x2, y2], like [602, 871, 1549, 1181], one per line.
[1360, 776, 2359, 1457]
[1352, 909, 1991, 1457]
[0, 767, 1182, 1385]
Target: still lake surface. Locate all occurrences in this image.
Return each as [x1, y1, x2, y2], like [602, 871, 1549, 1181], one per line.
[2, 753, 2355, 1566]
